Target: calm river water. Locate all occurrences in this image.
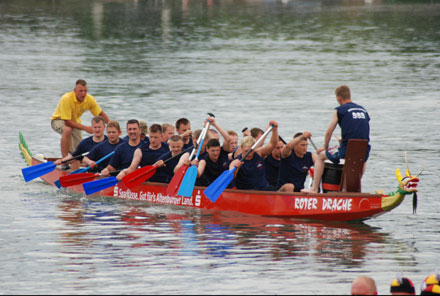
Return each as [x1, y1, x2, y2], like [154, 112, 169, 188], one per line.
[1, 0, 439, 294]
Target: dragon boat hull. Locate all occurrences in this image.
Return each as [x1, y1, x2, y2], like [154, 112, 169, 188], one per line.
[19, 132, 417, 222]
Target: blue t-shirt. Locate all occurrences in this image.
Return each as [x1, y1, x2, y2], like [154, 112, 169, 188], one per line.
[87, 138, 124, 172]
[196, 150, 230, 187]
[235, 153, 270, 191]
[183, 136, 193, 150]
[277, 151, 314, 192]
[264, 154, 280, 188]
[336, 102, 370, 157]
[72, 135, 108, 158]
[139, 144, 170, 183]
[156, 151, 182, 183]
[109, 141, 144, 170]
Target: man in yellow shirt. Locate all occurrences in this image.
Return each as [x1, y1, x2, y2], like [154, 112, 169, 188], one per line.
[51, 79, 110, 159]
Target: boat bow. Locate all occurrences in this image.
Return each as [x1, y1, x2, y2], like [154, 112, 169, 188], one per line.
[381, 167, 420, 212]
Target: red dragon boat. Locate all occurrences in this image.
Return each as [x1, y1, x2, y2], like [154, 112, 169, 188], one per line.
[19, 132, 420, 222]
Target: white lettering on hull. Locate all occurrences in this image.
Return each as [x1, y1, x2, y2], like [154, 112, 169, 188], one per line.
[113, 186, 196, 207]
[294, 197, 353, 212]
[294, 198, 318, 210]
[322, 198, 352, 212]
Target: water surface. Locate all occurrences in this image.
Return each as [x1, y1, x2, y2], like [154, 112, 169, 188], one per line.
[1, 0, 439, 294]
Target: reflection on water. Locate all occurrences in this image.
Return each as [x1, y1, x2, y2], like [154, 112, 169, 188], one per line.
[56, 198, 389, 268]
[1, 0, 440, 294]
[49, 197, 423, 294]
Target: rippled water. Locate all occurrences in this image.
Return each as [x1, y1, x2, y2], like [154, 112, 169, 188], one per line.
[1, 0, 440, 294]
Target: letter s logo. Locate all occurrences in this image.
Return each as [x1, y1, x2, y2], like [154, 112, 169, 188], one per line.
[195, 193, 201, 207]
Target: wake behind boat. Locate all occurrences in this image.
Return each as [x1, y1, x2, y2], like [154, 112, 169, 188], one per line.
[19, 132, 420, 222]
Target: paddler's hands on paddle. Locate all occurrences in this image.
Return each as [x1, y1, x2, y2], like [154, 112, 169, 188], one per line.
[181, 129, 192, 142]
[302, 131, 312, 140]
[54, 154, 73, 165]
[154, 160, 165, 168]
[269, 120, 278, 130]
[116, 169, 128, 181]
[229, 159, 243, 170]
[242, 127, 251, 137]
[101, 167, 111, 177]
[85, 160, 97, 169]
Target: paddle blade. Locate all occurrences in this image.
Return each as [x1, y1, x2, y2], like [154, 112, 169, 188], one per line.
[22, 162, 56, 182]
[60, 173, 97, 187]
[83, 177, 118, 196]
[204, 168, 236, 203]
[122, 165, 157, 189]
[54, 179, 62, 189]
[166, 165, 188, 196]
[177, 165, 198, 197]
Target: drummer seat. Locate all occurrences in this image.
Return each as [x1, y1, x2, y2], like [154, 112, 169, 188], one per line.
[340, 139, 369, 192]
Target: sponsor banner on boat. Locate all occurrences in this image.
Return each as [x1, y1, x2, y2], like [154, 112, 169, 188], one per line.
[113, 185, 201, 207]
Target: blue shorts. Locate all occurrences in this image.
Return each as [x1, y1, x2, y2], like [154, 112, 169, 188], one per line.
[326, 145, 370, 165]
[326, 149, 342, 164]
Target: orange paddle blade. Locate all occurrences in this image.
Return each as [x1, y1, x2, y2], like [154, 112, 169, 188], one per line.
[166, 164, 188, 196]
[122, 165, 158, 189]
[59, 173, 98, 187]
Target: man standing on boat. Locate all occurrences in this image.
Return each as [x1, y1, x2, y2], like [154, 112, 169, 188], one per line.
[51, 79, 110, 159]
[302, 85, 370, 194]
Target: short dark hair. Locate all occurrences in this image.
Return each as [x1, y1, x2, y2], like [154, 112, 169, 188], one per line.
[149, 124, 162, 134]
[206, 138, 220, 149]
[92, 116, 106, 125]
[251, 128, 264, 138]
[175, 118, 190, 130]
[169, 135, 183, 142]
[126, 119, 140, 127]
[75, 79, 87, 86]
[294, 132, 303, 138]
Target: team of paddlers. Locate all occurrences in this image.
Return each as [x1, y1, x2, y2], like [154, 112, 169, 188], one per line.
[51, 80, 370, 193]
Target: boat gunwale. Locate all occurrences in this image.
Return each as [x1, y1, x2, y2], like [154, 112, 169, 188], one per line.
[40, 156, 383, 198]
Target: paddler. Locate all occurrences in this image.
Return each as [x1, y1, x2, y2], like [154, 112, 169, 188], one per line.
[54, 116, 107, 170]
[116, 124, 170, 183]
[277, 132, 316, 192]
[82, 120, 124, 172]
[229, 120, 279, 191]
[101, 119, 143, 177]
